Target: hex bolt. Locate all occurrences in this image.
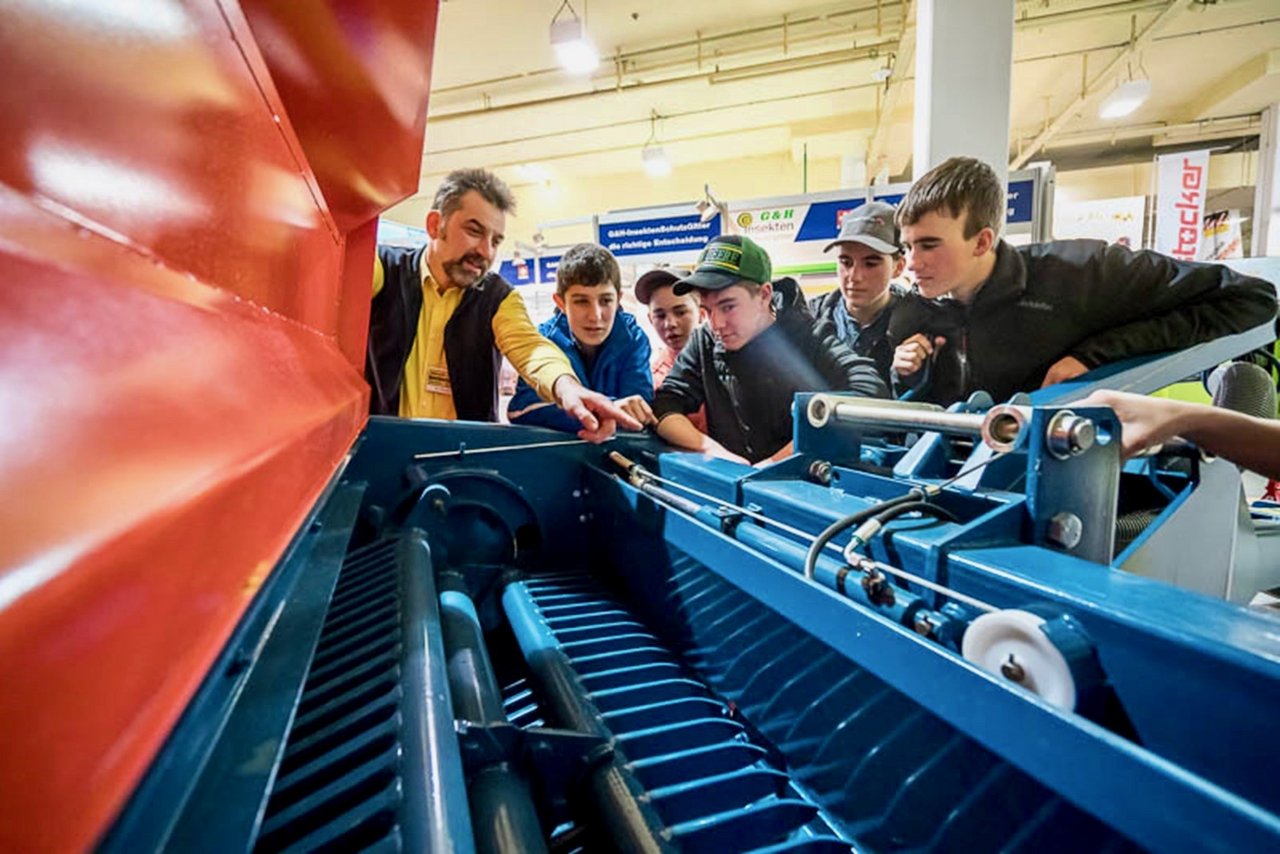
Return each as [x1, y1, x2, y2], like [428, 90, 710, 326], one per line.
[808, 460, 833, 485]
[1047, 511, 1084, 550]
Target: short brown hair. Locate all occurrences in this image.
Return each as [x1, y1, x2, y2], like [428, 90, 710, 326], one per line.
[432, 168, 517, 219]
[896, 157, 1004, 239]
[556, 243, 621, 297]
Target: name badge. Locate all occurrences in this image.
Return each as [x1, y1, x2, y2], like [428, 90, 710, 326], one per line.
[425, 366, 452, 395]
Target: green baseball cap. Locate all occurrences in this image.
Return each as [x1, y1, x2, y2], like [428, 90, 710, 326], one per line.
[673, 235, 772, 294]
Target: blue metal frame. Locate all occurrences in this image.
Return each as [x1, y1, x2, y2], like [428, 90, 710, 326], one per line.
[653, 504, 1280, 851]
[1034, 322, 1275, 404]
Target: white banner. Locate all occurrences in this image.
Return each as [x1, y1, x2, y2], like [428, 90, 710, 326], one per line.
[1155, 150, 1210, 260]
[1054, 196, 1145, 247]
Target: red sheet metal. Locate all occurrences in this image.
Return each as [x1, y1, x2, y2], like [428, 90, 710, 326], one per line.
[0, 1, 437, 849]
[241, 1, 438, 233]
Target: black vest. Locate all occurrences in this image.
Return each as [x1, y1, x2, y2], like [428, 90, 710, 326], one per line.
[366, 246, 513, 421]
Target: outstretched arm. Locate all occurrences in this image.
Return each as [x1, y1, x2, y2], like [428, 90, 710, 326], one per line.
[656, 413, 749, 464]
[1079, 389, 1280, 478]
[1071, 244, 1276, 367]
[553, 375, 642, 443]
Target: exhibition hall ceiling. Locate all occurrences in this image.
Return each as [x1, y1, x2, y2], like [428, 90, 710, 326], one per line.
[421, 0, 1280, 193]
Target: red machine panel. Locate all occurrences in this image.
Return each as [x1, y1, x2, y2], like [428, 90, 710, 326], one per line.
[0, 1, 438, 849]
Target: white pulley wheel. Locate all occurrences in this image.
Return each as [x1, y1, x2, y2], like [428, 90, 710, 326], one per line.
[962, 609, 1077, 710]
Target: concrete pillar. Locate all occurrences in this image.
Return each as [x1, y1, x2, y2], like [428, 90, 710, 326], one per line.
[913, 0, 1015, 189]
[1252, 104, 1280, 257]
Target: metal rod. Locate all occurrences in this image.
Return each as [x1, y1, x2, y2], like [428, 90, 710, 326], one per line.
[807, 395, 1028, 452]
[809, 395, 985, 435]
[608, 451, 703, 515]
[851, 556, 997, 614]
[502, 582, 674, 854]
[440, 589, 508, 724]
[438, 581, 547, 854]
[397, 531, 479, 854]
[414, 438, 591, 460]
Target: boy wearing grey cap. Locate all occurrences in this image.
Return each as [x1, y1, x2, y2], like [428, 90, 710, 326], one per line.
[809, 200, 906, 387]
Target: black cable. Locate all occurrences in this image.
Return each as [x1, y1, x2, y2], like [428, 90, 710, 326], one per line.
[803, 489, 923, 579]
[872, 500, 960, 527]
[803, 492, 960, 581]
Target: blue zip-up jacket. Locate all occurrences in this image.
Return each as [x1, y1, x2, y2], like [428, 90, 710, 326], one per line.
[508, 309, 653, 432]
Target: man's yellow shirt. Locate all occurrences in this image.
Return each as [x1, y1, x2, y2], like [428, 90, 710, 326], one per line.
[373, 253, 571, 419]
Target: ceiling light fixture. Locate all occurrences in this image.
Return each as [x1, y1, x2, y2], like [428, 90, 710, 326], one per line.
[516, 162, 553, 185]
[550, 0, 599, 75]
[641, 111, 672, 178]
[1099, 78, 1151, 119]
[872, 52, 895, 83]
[1099, 55, 1151, 120]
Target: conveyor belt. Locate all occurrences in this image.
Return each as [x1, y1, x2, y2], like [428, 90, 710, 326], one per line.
[248, 530, 1140, 852]
[613, 548, 1140, 853]
[506, 571, 852, 853]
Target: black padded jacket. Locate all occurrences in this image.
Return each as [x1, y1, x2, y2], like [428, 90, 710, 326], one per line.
[888, 239, 1277, 405]
[654, 277, 889, 462]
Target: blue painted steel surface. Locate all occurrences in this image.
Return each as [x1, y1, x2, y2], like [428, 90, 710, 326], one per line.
[1034, 322, 1275, 404]
[110, 327, 1280, 851]
[1022, 406, 1122, 562]
[651, 508, 1280, 851]
[626, 429, 1280, 832]
[658, 451, 754, 505]
[505, 573, 852, 852]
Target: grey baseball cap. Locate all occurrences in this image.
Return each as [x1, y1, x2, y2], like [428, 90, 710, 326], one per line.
[823, 200, 901, 254]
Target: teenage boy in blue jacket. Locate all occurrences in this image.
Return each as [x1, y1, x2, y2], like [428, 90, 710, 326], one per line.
[508, 243, 653, 432]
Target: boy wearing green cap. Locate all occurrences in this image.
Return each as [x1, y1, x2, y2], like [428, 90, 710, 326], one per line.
[653, 234, 888, 465]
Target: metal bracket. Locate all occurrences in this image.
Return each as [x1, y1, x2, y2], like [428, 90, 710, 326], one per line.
[455, 721, 608, 827]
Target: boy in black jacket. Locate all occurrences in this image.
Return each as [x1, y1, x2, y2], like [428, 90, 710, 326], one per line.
[653, 235, 888, 465]
[890, 157, 1276, 405]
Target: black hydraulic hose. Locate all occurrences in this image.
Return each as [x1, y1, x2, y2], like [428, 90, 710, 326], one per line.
[803, 491, 959, 580]
[873, 500, 960, 527]
[803, 489, 927, 580]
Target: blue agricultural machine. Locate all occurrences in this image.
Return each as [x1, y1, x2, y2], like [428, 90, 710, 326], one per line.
[106, 321, 1280, 853]
[6, 2, 1279, 850]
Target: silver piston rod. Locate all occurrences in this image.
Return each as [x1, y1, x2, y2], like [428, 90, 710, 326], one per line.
[806, 395, 1029, 453]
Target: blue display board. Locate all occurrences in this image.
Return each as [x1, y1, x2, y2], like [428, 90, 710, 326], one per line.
[789, 180, 1033, 245]
[598, 213, 721, 257]
[538, 255, 561, 284]
[498, 258, 536, 285]
[1005, 179, 1035, 225]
